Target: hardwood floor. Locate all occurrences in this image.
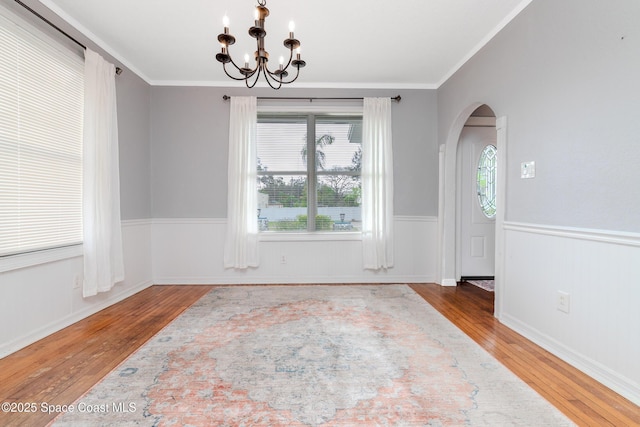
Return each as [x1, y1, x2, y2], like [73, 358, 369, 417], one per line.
[409, 283, 640, 426]
[0, 285, 214, 427]
[0, 283, 638, 426]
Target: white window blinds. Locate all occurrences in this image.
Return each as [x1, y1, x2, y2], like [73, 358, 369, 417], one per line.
[0, 9, 84, 257]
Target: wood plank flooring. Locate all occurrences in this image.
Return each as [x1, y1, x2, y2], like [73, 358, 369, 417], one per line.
[0, 283, 638, 426]
[409, 283, 640, 426]
[0, 285, 214, 427]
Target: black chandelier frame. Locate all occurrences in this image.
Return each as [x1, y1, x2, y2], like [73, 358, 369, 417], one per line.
[215, 0, 306, 89]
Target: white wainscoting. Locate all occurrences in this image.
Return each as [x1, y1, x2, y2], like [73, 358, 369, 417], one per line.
[0, 219, 153, 358]
[152, 216, 437, 285]
[500, 221, 640, 405]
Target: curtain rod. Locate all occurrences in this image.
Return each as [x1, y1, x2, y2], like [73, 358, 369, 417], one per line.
[14, 0, 122, 75]
[223, 95, 401, 102]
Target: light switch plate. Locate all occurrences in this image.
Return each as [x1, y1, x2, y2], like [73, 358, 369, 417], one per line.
[521, 161, 535, 179]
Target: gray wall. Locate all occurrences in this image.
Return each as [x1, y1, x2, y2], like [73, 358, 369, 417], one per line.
[150, 87, 438, 218]
[117, 71, 151, 220]
[438, 0, 640, 232]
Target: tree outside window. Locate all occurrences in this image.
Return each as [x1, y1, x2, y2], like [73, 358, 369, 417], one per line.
[256, 114, 362, 232]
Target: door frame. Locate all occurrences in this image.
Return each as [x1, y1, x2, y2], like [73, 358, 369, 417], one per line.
[437, 103, 507, 319]
[456, 124, 497, 279]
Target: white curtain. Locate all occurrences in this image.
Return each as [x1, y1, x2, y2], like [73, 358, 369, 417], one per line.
[362, 97, 394, 269]
[224, 96, 259, 268]
[82, 48, 124, 297]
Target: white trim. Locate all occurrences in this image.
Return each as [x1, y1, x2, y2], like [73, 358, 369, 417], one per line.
[436, 145, 446, 285]
[0, 219, 152, 273]
[0, 279, 152, 359]
[37, 0, 151, 84]
[464, 116, 497, 127]
[151, 215, 437, 285]
[0, 244, 82, 273]
[501, 313, 640, 406]
[151, 216, 436, 223]
[504, 221, 640, 247]
[149, 80, 437, 90]
[259, 232, 362, 242]
[438, 102, 488, 286]
[494, 116, 507, 319]
[121, 218, 153, 228]
[151, 216, 436, 233]
[151, 217, 226, 225]
[154, 275, 434, 286]
[394, 215, 437, 223]
[436, 0, 533, 87]
[37, 0, 531, 91]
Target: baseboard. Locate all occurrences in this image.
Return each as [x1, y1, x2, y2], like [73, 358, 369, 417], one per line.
[0, 279, 153, 359]
[153, 275, 434, 285]
[501, 313, 640, 406]
[440, 278, 458, 287]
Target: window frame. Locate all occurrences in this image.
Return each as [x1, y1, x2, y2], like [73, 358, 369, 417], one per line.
[476, 144, 497, 219]
[256, 105, 363, 235]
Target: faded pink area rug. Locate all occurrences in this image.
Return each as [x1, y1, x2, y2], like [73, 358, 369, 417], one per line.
[51, 285, 573, 426]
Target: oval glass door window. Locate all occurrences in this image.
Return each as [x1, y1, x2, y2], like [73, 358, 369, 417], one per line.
[477, 145, 497, 218]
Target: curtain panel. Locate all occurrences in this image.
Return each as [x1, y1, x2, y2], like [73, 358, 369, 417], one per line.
[82, 48, 124, 297]
[223, 96, 259, 268]
[362, 97, 394, 269]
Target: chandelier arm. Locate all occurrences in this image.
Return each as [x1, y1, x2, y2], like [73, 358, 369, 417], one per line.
[280, 65, 302, 85]
[245, 65, 264, 89]
[262, 67, 284, 90]
[282, 48, 294, 71]
[228, 51, 261, 78]
[263, 47, 295, 79]
[222, 48, 261, 81]
[223, 62, 257, 81]
[265, 61, 301, 85]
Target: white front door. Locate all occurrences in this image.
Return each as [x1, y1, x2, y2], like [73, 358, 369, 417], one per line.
[459, 126, 496, 277]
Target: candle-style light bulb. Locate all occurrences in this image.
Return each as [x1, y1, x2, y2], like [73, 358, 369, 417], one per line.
[288, 20, 295, 39]
[279, 55, 284, 70]
[296, 46, 301, 59]
[223, 15, 230, 34]
[254, 8, 259, 20]
[244, 53, 250, 68]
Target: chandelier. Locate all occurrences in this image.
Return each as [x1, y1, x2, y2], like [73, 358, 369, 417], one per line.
[215, 0, 306, 89]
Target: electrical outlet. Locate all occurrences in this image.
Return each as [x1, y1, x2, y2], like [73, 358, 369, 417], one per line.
[280, 255, 287, 264]
[73, 275, 82, 289]
[557, 291, 570, 313]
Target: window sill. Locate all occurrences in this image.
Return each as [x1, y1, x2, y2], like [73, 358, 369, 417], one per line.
[0, 244, 83, 273]
[259, 232, 362, 242]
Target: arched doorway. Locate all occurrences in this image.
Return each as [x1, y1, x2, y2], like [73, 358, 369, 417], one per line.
[457, 106, 497, 280]
[437, 104, 507, 318]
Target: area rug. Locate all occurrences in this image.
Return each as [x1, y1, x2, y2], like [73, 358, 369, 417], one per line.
[467, 280, 495, 292]
[51, 285, 573, 426]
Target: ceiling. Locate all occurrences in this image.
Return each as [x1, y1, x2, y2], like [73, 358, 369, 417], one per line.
[40, 0, 532, 89]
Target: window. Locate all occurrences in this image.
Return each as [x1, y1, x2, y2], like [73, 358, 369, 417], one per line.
[0, 9, 84, 257]
[256, 114, 362, 232]
[477, 144, 497, 218]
